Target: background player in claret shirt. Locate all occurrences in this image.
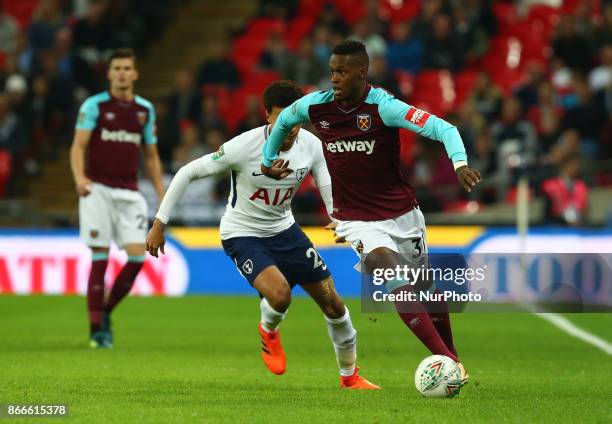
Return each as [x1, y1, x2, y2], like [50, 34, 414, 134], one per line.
[145, 81, 378, 389]
[70, 48, 165, 349]
[261, 41, 482, 383]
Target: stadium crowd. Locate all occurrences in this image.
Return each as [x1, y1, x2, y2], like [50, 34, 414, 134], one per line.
[1, 0, 611, 226]
[0, 0, 176, 196]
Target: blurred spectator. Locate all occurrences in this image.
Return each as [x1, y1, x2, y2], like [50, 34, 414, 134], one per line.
[369, 56, 400, 96]
[363, 0, 389, 36]
[593, 3, 612, 50]
[468, 72, 502, 121]
[29, 75, 52, 158]
[236, 95, 265, 134]
[259, 31, 291, 72]
[154, 100, 181, 168]
[413, 0, 446, 39]
[455, 102, 487, 154]
[453, 6, 489, 65]
[197, 95, 226, 133]
[465, 0, 498, 37]
[316, 3, 350, 37]
[5, 74, 28, 120]
[72, 0, 113, 65]
[514, 62, 547, 111]
[589, 44, 612, 92]
[0, 94, 27, 162]
[386, 22, 423, 75]
[27, 0, 63, 52]
[171, 124, 206, 172]
[492, 97, 538, 176]
[105, 0, 147, 51]
[282, 37, 326, 87]
[469, 129, 498, 203]
[423, 14, 465, 72]
[470, 129, 497, 179]
[541, 155, 588, 226]
[167, 69, 201, 125]
[552, 15, 592, 72]
[196, 40, 240, 88]
[311, 25, 332, 66]
[258, 0, 298, 20]
[0, 2, 20, 54]
[411, 137, 459, 211]
[562, 74, 606, 158]
[350, 18, 387, 58]
[527, 82, 564, 151]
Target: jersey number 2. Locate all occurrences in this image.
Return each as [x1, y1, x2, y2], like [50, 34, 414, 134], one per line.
[306, 248, 327, 270]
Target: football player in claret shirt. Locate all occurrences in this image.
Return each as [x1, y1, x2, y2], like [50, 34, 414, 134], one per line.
[70, 48, 165, 348]
[261, 40, 482, 384]
[146, 81, 378, 389]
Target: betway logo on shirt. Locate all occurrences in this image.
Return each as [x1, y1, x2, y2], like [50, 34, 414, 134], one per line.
[101, 128, 142, 144]
[326, 140, 376, 154]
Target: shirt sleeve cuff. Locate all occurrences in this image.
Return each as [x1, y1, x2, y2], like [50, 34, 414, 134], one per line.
[453, 160, 468, 171]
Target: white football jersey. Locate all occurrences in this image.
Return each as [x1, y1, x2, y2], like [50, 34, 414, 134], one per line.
[155, 125, 331, 239]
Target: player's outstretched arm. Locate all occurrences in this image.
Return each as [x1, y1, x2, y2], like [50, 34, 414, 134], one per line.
[261, 92, 327, 178]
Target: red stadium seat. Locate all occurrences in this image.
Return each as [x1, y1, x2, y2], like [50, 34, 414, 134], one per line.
[394, 70, 414, 99]
[410, 70, 456, 116]
[3, 0, 38, 29]
[0, 150, 12, 198]
[492, 1, 518, 35]
[453, 69, 478, 109]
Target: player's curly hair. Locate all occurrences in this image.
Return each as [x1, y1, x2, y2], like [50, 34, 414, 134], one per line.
[263, 80, 304, 113]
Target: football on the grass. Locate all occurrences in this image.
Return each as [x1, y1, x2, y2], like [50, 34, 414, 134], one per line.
[414, 355, 462, 398]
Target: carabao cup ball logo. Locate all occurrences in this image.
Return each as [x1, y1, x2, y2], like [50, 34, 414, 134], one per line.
[356, 114, 371, 131]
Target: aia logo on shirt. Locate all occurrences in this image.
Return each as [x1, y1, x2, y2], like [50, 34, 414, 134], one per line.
[356, 114, 371, 131]
[250, 188, 293, 205]
[405, 107, 431, 128]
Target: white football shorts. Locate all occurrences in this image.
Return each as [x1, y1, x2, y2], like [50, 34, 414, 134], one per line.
[79, 182, 148, 248]
[334, 207, 428, 272]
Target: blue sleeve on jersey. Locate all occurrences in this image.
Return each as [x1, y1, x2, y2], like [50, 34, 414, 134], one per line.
[262, 90, 333, 167]
[136, 96, 157, 144]
[367, 87, 468, 164]
[75, 97, 99, 131]
[144, 105, 157, 144]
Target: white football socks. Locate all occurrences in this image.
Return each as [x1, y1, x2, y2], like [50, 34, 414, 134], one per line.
[325, 306, 357, 377]
[259, 297, 287, 333]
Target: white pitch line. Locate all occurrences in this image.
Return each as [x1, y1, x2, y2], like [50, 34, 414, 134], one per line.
[534, 313, 612, 356]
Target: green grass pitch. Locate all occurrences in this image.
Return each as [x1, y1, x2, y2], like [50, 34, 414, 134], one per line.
[1, 296, 610, 423]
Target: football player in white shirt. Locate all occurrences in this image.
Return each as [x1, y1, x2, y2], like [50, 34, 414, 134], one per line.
[145, 81, 378, 389]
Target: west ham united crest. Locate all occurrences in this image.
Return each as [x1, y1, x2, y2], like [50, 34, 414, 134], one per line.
[137, 111, 147, 125]
[356, 114, 371, 131]
[296, 167, 308, 182]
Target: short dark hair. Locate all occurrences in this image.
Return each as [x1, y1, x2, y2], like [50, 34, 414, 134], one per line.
[263, 80, 304, 113]
[332, 40, 369, 66]
[108, 48, 137, 67]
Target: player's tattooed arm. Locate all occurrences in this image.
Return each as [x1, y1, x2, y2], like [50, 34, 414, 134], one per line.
[145, 219, 166, 258]
[70, 129, 93, 197]
[455, 165, 482, 193]
[260, 159, 294, 180]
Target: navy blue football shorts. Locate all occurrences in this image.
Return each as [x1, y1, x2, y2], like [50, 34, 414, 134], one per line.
[221, 223, 331, 287]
